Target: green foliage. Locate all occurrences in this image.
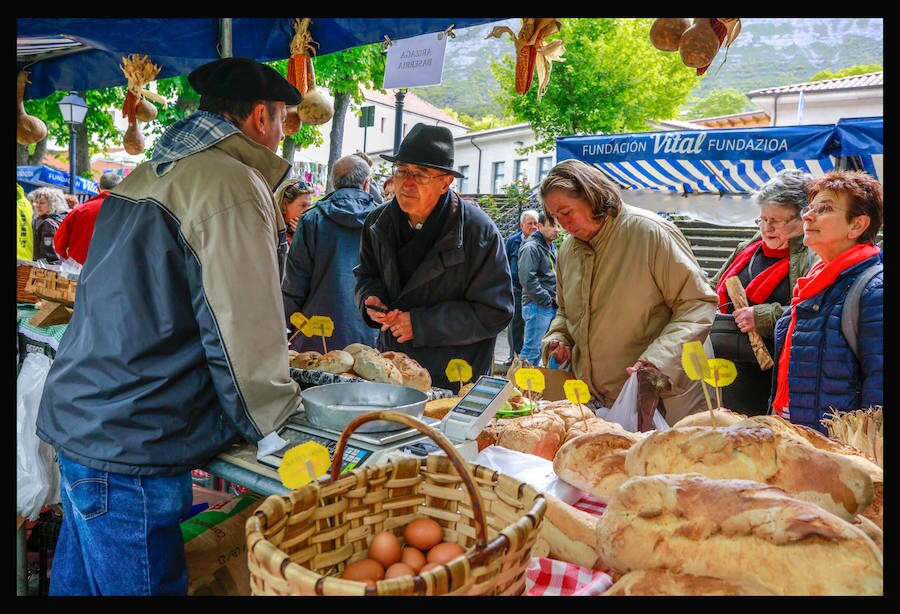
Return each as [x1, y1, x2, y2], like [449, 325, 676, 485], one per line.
[809, 64, 882, 81]
[680, 88, 752, 120]
[492, 18, 699, 151]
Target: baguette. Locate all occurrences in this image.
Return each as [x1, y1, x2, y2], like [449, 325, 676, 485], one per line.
[538, 494, 603, 569]
[595, 473, 883, 596]
[623, 425, 874, 521]
[603, 568, 775, 596]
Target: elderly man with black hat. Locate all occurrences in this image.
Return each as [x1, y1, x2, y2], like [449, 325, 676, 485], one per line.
[354, 123, 515, 390]
[35, 57, 303, 596]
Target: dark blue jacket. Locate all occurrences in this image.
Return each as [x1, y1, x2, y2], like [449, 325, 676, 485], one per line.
[505, 231, 524, 289]
[772, 254, 883, 434]
[282, 187, 379, 352]
[354, 191, 514, 390]
[518, 230, 557, 307]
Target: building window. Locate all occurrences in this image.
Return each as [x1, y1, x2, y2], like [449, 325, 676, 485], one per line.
[538, 156, 553, 183]
[458, 165, 469, 193]
[492, 161, 505, 193]
[514, 159, 528, 183]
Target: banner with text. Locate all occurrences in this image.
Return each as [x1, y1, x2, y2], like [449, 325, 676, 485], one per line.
[383, 31, 447, 89]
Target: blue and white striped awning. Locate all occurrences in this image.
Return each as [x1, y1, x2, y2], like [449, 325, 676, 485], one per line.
[556, 119, 881, 196]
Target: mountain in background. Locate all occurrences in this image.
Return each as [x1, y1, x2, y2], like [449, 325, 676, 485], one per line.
[411, 18, 883, 119]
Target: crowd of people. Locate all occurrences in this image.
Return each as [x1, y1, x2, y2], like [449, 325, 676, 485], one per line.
[19, 55, 883, 597]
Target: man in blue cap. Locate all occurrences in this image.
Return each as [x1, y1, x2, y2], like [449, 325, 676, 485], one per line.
[354, 123, 514, 390]
[36, 57, 303, 596]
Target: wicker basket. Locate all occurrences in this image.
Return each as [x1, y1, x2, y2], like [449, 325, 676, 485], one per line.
[17, 264, 39, 303]
[23, 267, 77, 306]
[245, 410, 547, 596]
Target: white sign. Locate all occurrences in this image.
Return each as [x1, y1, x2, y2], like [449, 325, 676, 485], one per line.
[383, 32, 447, 89]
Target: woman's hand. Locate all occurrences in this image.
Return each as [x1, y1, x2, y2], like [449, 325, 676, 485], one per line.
[286, 215, 299, 232]
[548, 340, 571, 365]
[732, 306, 756, 334]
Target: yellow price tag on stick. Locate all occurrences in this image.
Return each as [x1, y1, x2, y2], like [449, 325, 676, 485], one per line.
[514, 368, 545, 393]
[288, 312, 308, 344]
[278, 441, 331, 489]
[300, 315, 334, 338]
[445, 359, 473, 384]
[681, 340, 714, 413]
[564, 379, 591, 404]
[704, 358, 737, 388]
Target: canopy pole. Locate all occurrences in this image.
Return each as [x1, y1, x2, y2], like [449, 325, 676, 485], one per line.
[219, 18, 233, 58]
[393, 89, 406, 155]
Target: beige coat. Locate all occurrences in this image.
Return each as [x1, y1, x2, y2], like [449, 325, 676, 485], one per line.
[541, 204, 717, 424]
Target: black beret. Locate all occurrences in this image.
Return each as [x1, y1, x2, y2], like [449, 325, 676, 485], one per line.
[188, 57, 302, 105]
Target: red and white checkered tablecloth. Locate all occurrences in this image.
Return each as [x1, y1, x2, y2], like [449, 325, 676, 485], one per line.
[525, 492, 614, 596]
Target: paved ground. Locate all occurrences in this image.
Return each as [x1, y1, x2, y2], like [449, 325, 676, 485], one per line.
[492, 328, 512, 375]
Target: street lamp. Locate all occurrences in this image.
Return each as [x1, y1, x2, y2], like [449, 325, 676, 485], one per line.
[58, 92, 88, 196]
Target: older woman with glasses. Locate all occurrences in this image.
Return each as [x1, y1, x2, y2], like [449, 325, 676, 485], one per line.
[771, 170, 883, 434]
[708, 169, 816, 414]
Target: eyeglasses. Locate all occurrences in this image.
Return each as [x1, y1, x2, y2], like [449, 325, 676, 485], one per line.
[801, 203, 846, 217]
[393, 166, 449, 185]
[754, 215, 800, 228]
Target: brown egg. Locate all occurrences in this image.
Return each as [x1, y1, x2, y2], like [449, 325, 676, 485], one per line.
[341, 557, 385, 582]
[427, 541, 465, 565]
[403, 517, 443, 551]
[400, 546, 427, 573]
[368, 531, 402, 569]
[419, 562, 442, 574]
[384, 562, 417, 579]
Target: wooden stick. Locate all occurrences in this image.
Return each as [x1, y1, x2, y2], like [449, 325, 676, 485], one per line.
[724, 276, 775, 370]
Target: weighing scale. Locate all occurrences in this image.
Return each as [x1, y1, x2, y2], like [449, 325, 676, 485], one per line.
[257, 375, 516, 478]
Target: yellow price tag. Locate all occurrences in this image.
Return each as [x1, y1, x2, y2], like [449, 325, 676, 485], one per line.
[289, 312, 308, 330]
[564, 379, 591, 404]
[681, 340, 711, 380]
[445, 359, 472, 384]
[300, 315, 334, 338]
[278, 441, 331, 489]
[704, 358, 737, 387]
[514, 368, 545, 393]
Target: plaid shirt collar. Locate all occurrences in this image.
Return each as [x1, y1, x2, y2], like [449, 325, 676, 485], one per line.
[150, 111, 240, 176]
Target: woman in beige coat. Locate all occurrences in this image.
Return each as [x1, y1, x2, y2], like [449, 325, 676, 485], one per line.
[540, 159, 718, 425]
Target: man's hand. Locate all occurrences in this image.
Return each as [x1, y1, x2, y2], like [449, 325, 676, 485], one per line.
[384, 310, 414, 343]
[548, 340, 571, 365]
[732, 306, 756, 334]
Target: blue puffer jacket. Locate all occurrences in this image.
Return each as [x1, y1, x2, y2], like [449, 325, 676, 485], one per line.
[772, 254, 883, 434]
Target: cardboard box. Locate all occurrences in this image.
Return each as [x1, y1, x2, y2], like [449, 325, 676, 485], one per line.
[507, 365, 575, 402]
[181, 491, 264, 596]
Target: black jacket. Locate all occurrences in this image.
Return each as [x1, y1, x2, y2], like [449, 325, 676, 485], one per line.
[354, 191, 514, 390]
[518, 230, 557, 307]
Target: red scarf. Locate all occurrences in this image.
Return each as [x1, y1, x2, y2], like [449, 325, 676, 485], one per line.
[715, 240, 790, 313]
[771, 243, 881, 415]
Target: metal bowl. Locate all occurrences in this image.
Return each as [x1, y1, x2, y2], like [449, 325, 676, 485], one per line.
[301, 381, 428, 433]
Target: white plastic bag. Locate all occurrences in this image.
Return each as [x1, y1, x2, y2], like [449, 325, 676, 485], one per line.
[601, 371, 670, 433]
[17, 352, 60, 520]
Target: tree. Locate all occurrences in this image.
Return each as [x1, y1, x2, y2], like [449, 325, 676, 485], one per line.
[680, 88, 752, 120]
[809, 64, 882, 81]
[492, 18, 700, 151]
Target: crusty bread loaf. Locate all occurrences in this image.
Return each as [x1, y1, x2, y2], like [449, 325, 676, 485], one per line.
[542, 400, 599, 431]
[344, 343, 375, 357]
[672, 408, 747, 428]
[602, 568, 776, 596]
[291, 350, 322, 369]
[313, 349, 355, 374]
[494, 412, 567, 460]
[623, 425, 874, 521]
[538, 494, 603, 569]
[595, 473, 883, 596]
[554, 427, 640, 501]
[861, 482, 883, 529]
[562, 416, 634, 444]
[352, 351, 403, 386]
[381, 351, 432, 391]
[424, 396, 459, 420]
[851, 514, 883, 553]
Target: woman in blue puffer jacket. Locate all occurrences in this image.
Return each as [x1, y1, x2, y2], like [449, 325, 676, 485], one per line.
[770, 170, 882, 435]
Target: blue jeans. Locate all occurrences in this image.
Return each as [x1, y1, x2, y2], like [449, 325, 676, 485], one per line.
[51, 454, 193, 596]
[521, 301, 556, 367]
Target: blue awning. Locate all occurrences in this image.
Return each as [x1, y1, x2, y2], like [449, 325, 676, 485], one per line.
[17, 18, 506, 100]
[17, 165, 99, 196]
[556, 119, 882, 196]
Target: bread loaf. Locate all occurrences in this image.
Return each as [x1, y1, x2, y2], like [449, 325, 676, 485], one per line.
[291, 350, 322, 369]
[672, 408, 747, 428]
[595, 473, 883, 596]
[424, 396, 459, 420]
[381, 351, 432, 391]
[542, 400, 599, 431]
[562, 416, 634, 443]
[554, 426, 640, 501]
[313, 349, 355, 374]
[538, 494, 603, 569]
[344, 343, 375, 357]
[494, 412, 566, 460]
[851, 514, 883, 553]
[623, 425, 874, 521]
[603, 568, 776, 596]
[352, 351, 403, 386]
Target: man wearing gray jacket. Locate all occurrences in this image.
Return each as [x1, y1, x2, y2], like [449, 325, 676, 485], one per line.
[519, 210, 560, 366]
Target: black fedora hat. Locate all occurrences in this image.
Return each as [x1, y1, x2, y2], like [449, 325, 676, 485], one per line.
[381, 123, 464, 178]
[189, 57, 302, 105]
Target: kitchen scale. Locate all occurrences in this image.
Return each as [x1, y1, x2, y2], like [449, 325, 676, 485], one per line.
[257, 375, 516, 478]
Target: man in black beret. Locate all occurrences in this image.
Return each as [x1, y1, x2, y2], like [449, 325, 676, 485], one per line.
[36, 57, 304, 596]
[353, 123, 515, 390]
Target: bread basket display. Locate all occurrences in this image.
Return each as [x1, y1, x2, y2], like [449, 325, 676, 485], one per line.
[245, 410, 547, 596]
